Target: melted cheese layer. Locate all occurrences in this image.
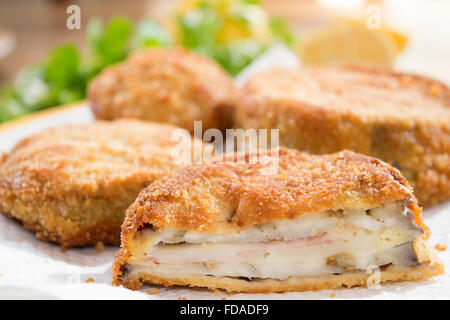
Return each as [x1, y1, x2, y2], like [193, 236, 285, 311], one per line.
[128, 202, 421, 280]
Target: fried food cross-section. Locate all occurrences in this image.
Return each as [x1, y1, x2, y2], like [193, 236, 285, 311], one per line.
[113, 147, 443, 293]
[88, 47, 237, 133]
[0, 120, 206, 247]
[235, 65, 450, 207]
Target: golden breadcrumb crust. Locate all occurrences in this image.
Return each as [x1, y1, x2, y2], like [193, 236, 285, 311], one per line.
[118, 148, 415, 235]
[235, 65, 450, 207]
[0, 120, 205, 247]
[88, 47, 237, 133]
[113, 147, 441, 291]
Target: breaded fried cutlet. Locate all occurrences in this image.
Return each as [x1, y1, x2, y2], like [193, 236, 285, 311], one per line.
[0, 120, 206, 247]
[113, 147, 443, 292]
[235, 65, 450, 207]
[88, 48, 237, 133]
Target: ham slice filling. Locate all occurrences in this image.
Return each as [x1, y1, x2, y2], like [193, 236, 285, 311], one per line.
[127, 201, 422, 280]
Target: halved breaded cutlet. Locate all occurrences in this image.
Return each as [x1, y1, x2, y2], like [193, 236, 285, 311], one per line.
[0, 120, 205, 247]
[235, 65, 450, 207]
[113, 147, 443, 293]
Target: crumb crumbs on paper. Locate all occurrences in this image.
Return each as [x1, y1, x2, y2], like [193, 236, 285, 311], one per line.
[0, 273, 3, 277]
[178, 297, 187, 300]
[345, 266, 355, 271]
[435, 244, 447, 251]
[85, 278, 95, 283]
[95, 241, 105, 253]
[221, 298, 227, 300]
[42, 245, 48, 250]
[330, 292, 336, 298]
[147, 288, 159, 295]
[60, 245, 67, 252]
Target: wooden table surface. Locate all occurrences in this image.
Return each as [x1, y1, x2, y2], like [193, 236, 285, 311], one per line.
[1, 0, 449, 85]
[0, 0, 334, 85]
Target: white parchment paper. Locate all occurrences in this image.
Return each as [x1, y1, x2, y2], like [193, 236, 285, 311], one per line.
[0, 46, 448, 300]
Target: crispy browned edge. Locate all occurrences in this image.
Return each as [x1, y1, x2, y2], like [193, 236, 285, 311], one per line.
[112, 147, 443, 292]
[113, 262, 444, 293]
[235, 64, 450, 207]
[0, 120, 204, 247]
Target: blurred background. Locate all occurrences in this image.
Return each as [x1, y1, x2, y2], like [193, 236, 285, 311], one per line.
[0, 0, 449, 123]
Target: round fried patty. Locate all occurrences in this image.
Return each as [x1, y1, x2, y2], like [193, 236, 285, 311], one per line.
[0, 119, 205, 247]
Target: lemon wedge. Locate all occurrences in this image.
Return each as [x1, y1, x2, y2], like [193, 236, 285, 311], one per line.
[299, 24, 399, 66]
[340, 17, 408, 51]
